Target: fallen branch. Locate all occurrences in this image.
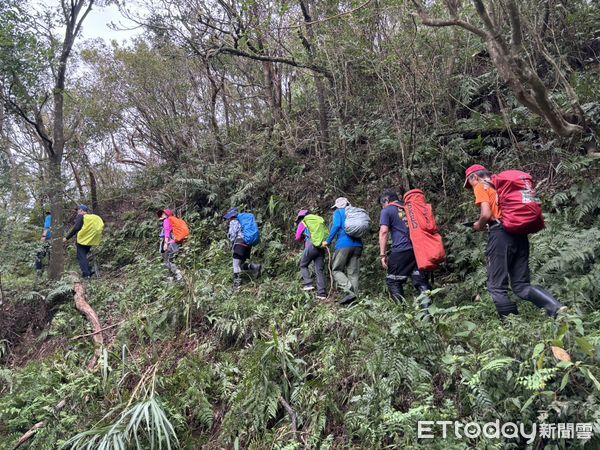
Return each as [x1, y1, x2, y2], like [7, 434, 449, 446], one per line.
[12, 399, 66, 449]
[71, 319, 126, 340]
[279, 396, 298, 436]
[73, 276, 104, 369]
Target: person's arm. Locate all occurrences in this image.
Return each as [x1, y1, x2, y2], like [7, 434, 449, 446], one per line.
[295, 222, 306, 241]
[473, 202, 492, 231]
[379, 225, 389, 256]
[325, 211, 341, 245]
[65, 215, 83, 240]
[379, 209, 391, 268]
[228, 220, 240, 245]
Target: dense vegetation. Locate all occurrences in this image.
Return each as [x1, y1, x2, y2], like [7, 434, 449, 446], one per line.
[0, 0, 599, 448]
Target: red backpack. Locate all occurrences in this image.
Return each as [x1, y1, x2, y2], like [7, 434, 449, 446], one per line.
[168, 216, 190, 244]
[488, 170, 545, 235]
[400, 189, 446, 271]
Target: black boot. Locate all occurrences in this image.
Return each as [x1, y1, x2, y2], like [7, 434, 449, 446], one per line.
[527, 286, 565, 317]
[496, 303, 519, 322]
[416, 286, 432, 319]
[252, 264, 262, 278]
[386, 279, 404, 303]
[233, 273, 241, 292]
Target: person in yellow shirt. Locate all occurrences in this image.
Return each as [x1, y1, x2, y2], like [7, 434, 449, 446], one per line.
[464, 164, 566, 320]
[63, 205, 104, 279]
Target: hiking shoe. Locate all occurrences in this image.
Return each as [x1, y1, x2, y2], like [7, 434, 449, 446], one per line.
[316, 294, 327, 300]
[254, 264, 263, 278]
[556, 306, 568, 317]
[302, 285, 315, 291]
[339, 293, 357, 305]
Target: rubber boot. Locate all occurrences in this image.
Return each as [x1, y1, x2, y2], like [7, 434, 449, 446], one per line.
[496, 303, 519, 323]
[527, 286, 565, 317]
[233, 273, 241, 292]
[417, 286, 432, 320]
[386, 279, 404, 303]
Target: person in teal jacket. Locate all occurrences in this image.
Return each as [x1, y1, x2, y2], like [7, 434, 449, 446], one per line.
[323, 197, 363, 304]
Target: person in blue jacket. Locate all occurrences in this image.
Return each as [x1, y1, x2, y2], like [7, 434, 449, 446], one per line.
[323, 197, 363, 304]
[35, 210, 52, 279]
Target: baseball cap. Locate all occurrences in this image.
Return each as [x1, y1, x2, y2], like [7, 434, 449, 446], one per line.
[331, 197, 350, 209]
[464, 164, 487, 189]
[223, 207, 239, 220]
[296, 209, 309, 221]
[78, 204, 90, 212]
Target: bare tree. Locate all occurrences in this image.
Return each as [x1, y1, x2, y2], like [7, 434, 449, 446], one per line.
[411, 0, 584, 138]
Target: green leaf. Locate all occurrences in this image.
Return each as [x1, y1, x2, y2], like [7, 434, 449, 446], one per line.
[532, 343, 545, 358]
[575, 337, 594, 356]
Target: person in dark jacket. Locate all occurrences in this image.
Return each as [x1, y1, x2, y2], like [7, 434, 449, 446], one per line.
[465, 164, 567, 319]
[63, 205, 93, 278]
[378, 191, 431, 311]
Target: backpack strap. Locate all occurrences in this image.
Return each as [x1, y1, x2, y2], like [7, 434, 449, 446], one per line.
[388, 201, 405, 209]
[483, 180, 496, 190]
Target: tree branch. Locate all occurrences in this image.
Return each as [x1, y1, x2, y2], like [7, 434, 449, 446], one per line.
[208, 46, 334, 80]
[410, 0, 487, 39]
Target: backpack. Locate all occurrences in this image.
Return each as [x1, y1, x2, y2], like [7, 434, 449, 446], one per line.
[302, 214, 329, 247]
[168, 216, 190, 244]
[488, 170, 545, 235]
[344, 206, 371, 239]
[402, 190, 446, 271]
[238, 212, 260, 246]
[77, 214, 104, 247]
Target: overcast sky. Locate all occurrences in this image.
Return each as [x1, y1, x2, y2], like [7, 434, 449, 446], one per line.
[32, 1, 142, 43]
[80, 2, 141, 43]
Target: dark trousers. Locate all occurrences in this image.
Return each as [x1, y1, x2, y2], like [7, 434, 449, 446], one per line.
[386, 249, 431, 302]
[486, 226, 531, 316]
[35, 242, 51, 271]
[76, 243, 93, 278]
[300, 243, 326, 295]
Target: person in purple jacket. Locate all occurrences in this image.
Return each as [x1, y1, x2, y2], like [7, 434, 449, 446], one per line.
[295, 209, 327, 299]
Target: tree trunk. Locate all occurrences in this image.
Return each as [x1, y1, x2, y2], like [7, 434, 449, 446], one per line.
[298, 0, 330, 149]
[89, 169, 98, 212]
[47, 153, 65, 281]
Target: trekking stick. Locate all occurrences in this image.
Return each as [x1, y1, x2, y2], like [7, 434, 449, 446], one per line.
[325, 247, 334, 301]
[0, 272, 4, 305]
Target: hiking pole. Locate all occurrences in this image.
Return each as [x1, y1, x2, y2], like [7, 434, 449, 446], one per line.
[325, 246, 334, 301]
[0, 272, 4, 305]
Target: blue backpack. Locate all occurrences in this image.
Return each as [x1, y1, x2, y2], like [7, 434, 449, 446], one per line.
[238, 213, 260, 246]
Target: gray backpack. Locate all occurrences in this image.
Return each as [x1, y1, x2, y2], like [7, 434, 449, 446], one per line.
[344, 206, 371, 238]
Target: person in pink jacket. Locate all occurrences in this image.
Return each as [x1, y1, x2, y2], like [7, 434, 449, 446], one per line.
[157, 209, 183, 281]
[295, 209, 327, 299]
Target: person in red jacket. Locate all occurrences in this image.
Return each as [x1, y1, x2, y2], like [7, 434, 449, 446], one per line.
[464, 164, 566, 319]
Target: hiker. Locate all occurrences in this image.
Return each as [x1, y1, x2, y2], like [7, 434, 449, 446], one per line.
[378, 191, 432, 307]
[295, 209, 327, 300]
[464, 164, 567, 319]
[63, 205, 104, 279]
[323, 197, 369, 304]
[157, 209, 187, 282]
[224, 207, 262, 291]
[35, 210, 52, 278]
